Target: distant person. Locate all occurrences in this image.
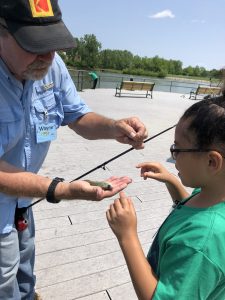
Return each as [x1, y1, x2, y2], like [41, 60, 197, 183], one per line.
[89, 71, 98, 89]
[107, 95, 225, 300]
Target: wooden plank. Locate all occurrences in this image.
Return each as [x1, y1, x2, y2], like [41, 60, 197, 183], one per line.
[35, 229, 161, 272]
[197, 86, 221, 95]
[108, 282, 138, 300]
[74, 292, 110, 300]
[35, 210, 168, 255]
[36, 265, 131, 299]
[121, 81, 154, 91]
[190, 85, 221, 99]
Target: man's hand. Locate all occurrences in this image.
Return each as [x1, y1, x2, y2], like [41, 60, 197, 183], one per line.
[56, 176, 132, 201]
[113, 117, 148, 149]
[69, 113, 147, 149]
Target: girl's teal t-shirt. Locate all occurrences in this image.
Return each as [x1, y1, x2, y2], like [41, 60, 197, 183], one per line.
[148, 189, 225, 300]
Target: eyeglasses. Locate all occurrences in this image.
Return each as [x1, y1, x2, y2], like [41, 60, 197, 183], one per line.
[170, 144, 215, 160]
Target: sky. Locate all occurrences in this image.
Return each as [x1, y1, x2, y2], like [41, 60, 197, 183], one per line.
[59, 0, 225, 71]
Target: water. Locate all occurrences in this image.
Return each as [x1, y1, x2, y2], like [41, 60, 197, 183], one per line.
[69, 69, 213, 95]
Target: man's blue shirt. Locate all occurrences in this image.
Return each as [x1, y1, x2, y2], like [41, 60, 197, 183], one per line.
[0, 53, 91, 233]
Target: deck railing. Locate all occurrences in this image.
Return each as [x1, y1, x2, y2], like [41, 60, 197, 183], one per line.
[68, 69, 217, 95]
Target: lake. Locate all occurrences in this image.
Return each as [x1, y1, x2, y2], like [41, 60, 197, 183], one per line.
[69, 69, 213, 95]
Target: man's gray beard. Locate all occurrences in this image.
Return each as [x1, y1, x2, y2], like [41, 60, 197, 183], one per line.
[22, 60, 51, 80]
[22, 67, 50, 80]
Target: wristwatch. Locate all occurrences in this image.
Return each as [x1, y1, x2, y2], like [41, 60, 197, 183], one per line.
[46, 177, 65, 203]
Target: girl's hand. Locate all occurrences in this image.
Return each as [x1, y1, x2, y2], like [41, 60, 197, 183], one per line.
[106, 191, 137, 242]
[136, 161, 172, 183]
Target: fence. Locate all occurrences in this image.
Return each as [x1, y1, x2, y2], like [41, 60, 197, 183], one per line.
[68, 69, 217, 95]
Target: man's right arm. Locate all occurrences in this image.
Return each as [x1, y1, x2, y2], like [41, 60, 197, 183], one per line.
[0, 160, 131, 201]
[0, 159, 51, 198]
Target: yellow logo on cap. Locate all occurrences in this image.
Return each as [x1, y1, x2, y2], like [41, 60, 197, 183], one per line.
[29, 0, 54, 17]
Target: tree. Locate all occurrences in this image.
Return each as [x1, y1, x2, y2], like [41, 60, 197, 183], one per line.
[133, 55, 142, 69]
[60, 33, 220, 79]
[76, 34, 101, 68]
[99, 49, 133, 70]
[62, 37, 80, 66]
[183, 66, 194, 76]
[168, 59, 182, 75]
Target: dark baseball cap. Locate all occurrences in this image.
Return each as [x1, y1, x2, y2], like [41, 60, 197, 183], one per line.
[0, 0, 76, 54]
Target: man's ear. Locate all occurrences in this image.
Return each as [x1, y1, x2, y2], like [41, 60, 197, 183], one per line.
[208, 151, 223, 172]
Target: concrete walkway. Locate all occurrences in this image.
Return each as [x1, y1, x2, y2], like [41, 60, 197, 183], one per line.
[34, 89, 194, 299]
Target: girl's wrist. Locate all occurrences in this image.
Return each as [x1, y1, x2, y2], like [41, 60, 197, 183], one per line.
[118, 232, 138, 246]
[118, 233, 142, 254]
[165, 173, 178, 186]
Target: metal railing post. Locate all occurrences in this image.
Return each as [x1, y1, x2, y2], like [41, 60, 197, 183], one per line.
[170, 81, 172, 92]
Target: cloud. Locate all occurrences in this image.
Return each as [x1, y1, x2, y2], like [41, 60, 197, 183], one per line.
[149, 9, 175, 19]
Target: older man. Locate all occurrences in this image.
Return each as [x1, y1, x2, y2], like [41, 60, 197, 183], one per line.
[0, 0, 147, 299]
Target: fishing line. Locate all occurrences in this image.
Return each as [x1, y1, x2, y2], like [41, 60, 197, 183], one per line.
[26, 124, 177, 208]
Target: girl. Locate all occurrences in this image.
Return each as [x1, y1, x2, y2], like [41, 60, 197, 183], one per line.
[106, 95, 225, 300]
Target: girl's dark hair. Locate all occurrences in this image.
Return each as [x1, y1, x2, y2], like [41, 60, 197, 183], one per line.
[180, 95, 225, 150]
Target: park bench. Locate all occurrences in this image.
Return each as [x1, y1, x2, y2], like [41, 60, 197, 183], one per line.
[189, 85, 222, 100]
[115, 81, 155, 98]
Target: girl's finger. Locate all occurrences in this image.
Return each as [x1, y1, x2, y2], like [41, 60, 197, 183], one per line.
[119, 191, 129, 209]
[106, 210, 111, 222]
[129, 198, 136, 215]
[109, 203, 117, 218]
[113, 198, 122, 213]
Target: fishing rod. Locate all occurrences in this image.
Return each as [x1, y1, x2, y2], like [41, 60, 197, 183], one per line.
[27, 124, 177, 208]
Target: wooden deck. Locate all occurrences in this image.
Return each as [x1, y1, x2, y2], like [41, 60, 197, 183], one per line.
[34, 89, 193, 299]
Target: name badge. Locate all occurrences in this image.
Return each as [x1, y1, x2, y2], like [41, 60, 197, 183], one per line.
[35, 122, 57, 143]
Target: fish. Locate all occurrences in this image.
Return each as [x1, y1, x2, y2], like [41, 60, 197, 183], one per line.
[85, 180, 113, 191]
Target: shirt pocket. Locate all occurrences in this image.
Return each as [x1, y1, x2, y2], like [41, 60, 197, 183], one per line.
[0, 107, 24, 156]
[32, 88, 63, 127]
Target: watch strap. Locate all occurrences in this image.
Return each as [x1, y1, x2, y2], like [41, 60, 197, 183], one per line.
[46, 177, 65, 203]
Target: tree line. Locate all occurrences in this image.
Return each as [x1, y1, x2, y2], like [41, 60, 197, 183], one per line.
[59, 34, 222, 79]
